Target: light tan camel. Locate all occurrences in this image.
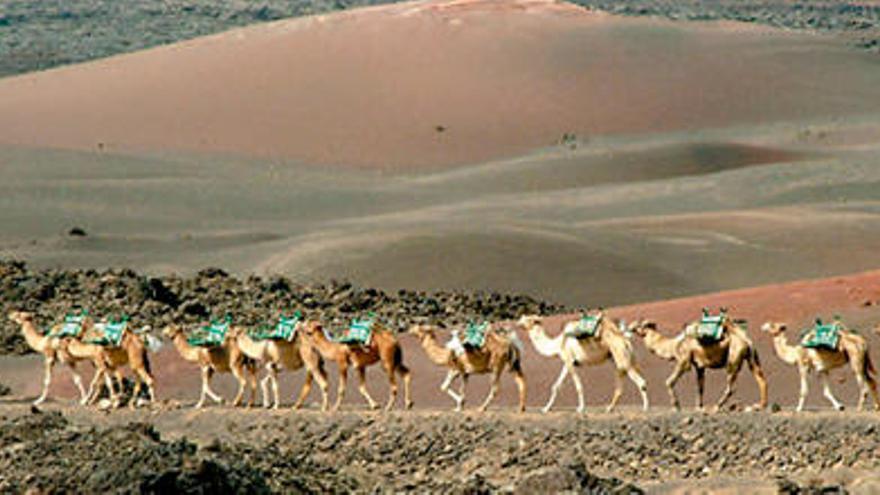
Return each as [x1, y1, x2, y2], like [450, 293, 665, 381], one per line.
[8, 310, 90, 405]
[300, 320, 412, 411]
[227, 325, 330, 411]
[162, 325, 258, 408]
[654, 316, 768, 412]
[85, 326, 158, 407]
[408, 324, 526, 412]
[763, 322, 879, 411]
[518, 314, 649, 413]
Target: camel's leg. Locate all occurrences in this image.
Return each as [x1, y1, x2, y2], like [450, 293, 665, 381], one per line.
[543, 364, 569, 414]
[665, 359, 690, 411]
[85, 367, 105, 405]
[35, 357, 55, 406]
[332, 363, 348, 412]
[203, 368, 223, 404]
[819, 370, 844, 411]
[694, 367, 706, 411]
[570, 364, 586, 414]
[311, 360, 331, 412]
[459, 374, 469, 409]
[109, 370, 124, 408]
[715, 361, 744, 411]
[383, 362, 399, 412]
[796, 366, 809, 412]
[849, 356, 877, 412]
[513, 367, 527, 413]
[196, 367, 211, 409]
[356, 366, 379, 410]
[66, 362, 87, 404]
[440, 370, 464, 411]
[292, 369, 313, 410]
[134, 366, 157, 406]
[606, 370, 625, 413]
[248, 365, 258, 408]
[272, 369, 281, 410]
[259, 373, 271, 408]
[129, 374, 143, 409]
[746, 350, 768, 411]
[626, 367, 649, 412]
[399, 363, 413, 410]
[230, 363, 247, 407]
[478, 367, 503, 412]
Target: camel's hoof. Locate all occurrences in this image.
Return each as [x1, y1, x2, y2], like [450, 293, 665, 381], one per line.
[540, 407, 551, 414]
[405, 401, 414, 411]
[194, 403, 205, 410]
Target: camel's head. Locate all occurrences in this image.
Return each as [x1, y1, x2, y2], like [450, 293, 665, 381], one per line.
[7, 311, 33, 324]
[517, 315, 542, 329]
[760, 322, 787, 336]
[300, 321, 323, 337]
[407, 324, 437, 339]
[628, 319, 656, 338]
[161, 325, 183, 339]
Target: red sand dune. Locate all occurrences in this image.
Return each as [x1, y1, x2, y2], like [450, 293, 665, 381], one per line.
[2, 0, 880, 168]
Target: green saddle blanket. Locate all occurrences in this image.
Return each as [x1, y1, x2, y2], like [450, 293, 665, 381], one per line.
[566, 315, 601, 338]
[337, 315, 375, 345]
[801, 321, 841, 350]
[463, 322, 489, 348]
[50, 311, 89, 338]
[252, 312, 302, 341]
[87, 317, 128, 347]
[188, 317, 231, 348]
[697, 314, 726, 342]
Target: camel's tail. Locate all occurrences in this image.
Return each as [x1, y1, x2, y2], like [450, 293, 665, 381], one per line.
[142, 351, 153, 377]
[394, 344, 410, 375]
[507, 337, 524, 373]
[864, 351, 876, 381]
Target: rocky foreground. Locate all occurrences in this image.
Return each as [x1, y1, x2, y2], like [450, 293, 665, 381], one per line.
[0, 404, 877, 494]
[0, 260, 565, 356]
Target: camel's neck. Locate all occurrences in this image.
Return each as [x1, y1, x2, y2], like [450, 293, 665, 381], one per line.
[20, 320, 48, 352]
[526, 324, 562, 357]
[171, 333, 202, 362]
[309, 330, 341, 357]
[643, 329, 679, 360]
[417, 333, 453, 366]
[772, 334, 801, 365]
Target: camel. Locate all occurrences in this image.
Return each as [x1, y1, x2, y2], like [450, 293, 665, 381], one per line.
[84, 324, 159, 407]
[226, 325, 330, 411]
[8, 310, 91, 405]
[518, 314, 649, 413]
[300, 320, 412, 411]
[637, 314, 768, 412]
[763, 321, 879, 411]
[162, 325, 258, 408]
[408, 324, 526, 412]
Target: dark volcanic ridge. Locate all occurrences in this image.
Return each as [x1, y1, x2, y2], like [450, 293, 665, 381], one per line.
[575, 0, 880, 52]
[0, 260, 566, 356]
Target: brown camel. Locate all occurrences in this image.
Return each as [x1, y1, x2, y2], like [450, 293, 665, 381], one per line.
[300, 320, 412, 411]
[408, 324, 526, 412]
[85, 324, 159, 407]
[8, 311, 90, 405]
[763, 322, 879, 411]
[639, 315, 768, 412]
[227, 325, 330, 411]
[162, 325, 258, 408]
[518, 314, 649, 413]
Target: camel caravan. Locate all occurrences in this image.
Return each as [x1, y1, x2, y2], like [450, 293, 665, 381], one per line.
[6, 304, 880, 413]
